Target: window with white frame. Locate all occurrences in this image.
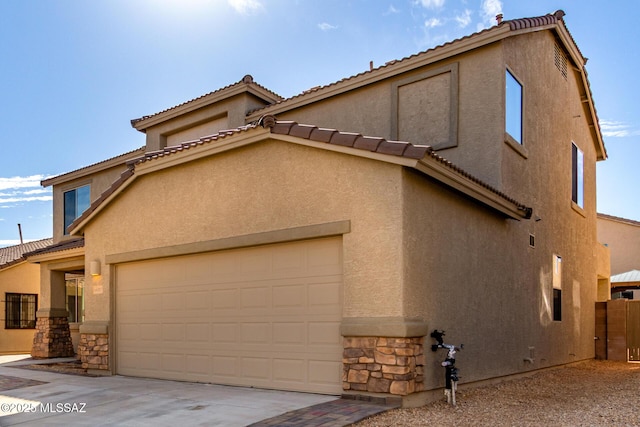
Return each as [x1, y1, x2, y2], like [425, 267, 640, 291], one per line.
[63, 185, 90, 234]
[571, 143, 584, 208]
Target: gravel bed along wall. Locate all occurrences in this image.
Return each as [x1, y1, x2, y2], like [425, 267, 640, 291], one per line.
[354, 360, 640, 426]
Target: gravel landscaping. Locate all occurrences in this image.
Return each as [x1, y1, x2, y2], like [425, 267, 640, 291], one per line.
[354, 360, 640, 426]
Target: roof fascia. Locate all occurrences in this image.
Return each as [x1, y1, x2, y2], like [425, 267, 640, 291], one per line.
[414, 158, 527, 220]
[0, 259, 26, 272]
[247, 25, 512, 120]
[133, 129, 273, 176]
[69, 173, 137, 236]
[42, 148, 145, 187]
[26, 247, 85, 264]
[133, 85, 279, 132]
[268, 133, 419, 168]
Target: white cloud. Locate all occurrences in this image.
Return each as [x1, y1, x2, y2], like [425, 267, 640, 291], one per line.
[480, 0, 502, 28]
[0, 175, 46, 191]
[600, 120, 640, 138]
[424, 17, 443, 29]
[228, 0, 263, 15]
[415, 0, 445, 9]
[0, 176, 51, 206]
[386, 4, 400, 14]
[0, 196, 52, 204]
[318, 22, 338, 31]
[455, 9, 472, 28]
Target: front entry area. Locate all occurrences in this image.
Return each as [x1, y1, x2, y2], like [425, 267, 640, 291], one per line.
[115, 237, 343, 394]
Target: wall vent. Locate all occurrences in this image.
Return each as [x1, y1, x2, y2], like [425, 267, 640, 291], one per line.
[529, 234, 535, 248]
[554, 43, 568, 80]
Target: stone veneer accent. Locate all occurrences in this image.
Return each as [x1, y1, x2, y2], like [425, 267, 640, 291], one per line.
[342, 336, 425, 395]
[31, 316, 75, 358]
[78, 333, 109, 370]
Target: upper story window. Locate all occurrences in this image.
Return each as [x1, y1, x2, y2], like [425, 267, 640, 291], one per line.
[5, 293, 37, 329]
[571, 143, 584, 208]
[505, 69, 523, 145]
[64, 185, 90, 234]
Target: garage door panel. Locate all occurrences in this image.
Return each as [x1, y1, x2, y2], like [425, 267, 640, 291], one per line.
[240, 286, 270, 309]
[117, 237, 343, 394]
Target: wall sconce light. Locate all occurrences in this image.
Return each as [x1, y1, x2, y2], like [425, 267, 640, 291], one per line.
[90, 260, 101, 276]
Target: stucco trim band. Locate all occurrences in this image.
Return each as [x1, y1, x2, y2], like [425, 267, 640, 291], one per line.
[341, 317, 429, 338]
[79, 321, 109, 335]
[105, 220, 351, 265]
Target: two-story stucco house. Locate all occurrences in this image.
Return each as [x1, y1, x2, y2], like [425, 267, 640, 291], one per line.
[26, 10, 610, 406]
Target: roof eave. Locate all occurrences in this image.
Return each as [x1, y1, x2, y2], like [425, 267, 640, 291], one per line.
[26, 246, 85, 264]
[42, 147, 145, 187]
[132, 84, 281, 132]
[247, 25, 513, 121]
[414, 159, 530, 220]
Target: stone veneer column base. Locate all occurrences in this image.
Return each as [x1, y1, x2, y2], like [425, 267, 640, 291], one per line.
[78, 334, 109, 370]
[78, 321, 110, 372]
[342, 336, 425, 396]
[31, 310, 75, 358]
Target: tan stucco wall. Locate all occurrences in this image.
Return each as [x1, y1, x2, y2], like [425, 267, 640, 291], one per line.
[144, 93, 270, 151]
[268, 45, 504, 189]
[83, 140, 407, 322]
[398, 31, 603, 387]
[598, 216, 640, 275]
[51, 165, 132, 243]
[0, 262, 40, 354]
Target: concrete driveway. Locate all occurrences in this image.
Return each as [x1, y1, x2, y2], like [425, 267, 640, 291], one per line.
[0, 355, 337, 426]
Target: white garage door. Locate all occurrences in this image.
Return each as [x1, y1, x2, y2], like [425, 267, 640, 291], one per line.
[115, 237, 343, 394]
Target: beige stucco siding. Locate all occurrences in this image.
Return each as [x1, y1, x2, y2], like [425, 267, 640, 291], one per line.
[83, 139, 408, 322]
[51, 165, 132, 243]
[272, 45, 504, 189]
[0, 262, 39, 354]
[598, 217, 640, 275]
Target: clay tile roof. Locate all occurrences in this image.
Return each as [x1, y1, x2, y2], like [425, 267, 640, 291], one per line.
[507, 10, 565, 30]
[24, 237, 84, 258]
[260, 116, 530, 214]
[131, 75, 282, 127]
[0, 238, 54, 269]
[266, 119, 431, 160]
[248, 10, 584, 119]
[132, 124, 259, 166]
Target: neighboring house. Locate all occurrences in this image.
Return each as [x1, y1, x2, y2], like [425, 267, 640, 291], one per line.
[27, 10, 611, 406]
[0, 238, 52, 354]
[598, 213, 640, 275]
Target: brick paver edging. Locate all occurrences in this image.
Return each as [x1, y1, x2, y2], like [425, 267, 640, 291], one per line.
[247, 398, 399, 427]
[0, 374, 47, 392]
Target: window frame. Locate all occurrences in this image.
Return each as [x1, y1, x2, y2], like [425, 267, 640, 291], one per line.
[63, 184, 91, 234]
[552, 254, 562, 322]
[5, 293, 38, 329]
[571, 142, 584, 209]
[65, 275, 85, 323]
[505, 68, 524, 146]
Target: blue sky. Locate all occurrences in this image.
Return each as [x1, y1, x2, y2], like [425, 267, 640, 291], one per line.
[0, 0, 637, 246]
